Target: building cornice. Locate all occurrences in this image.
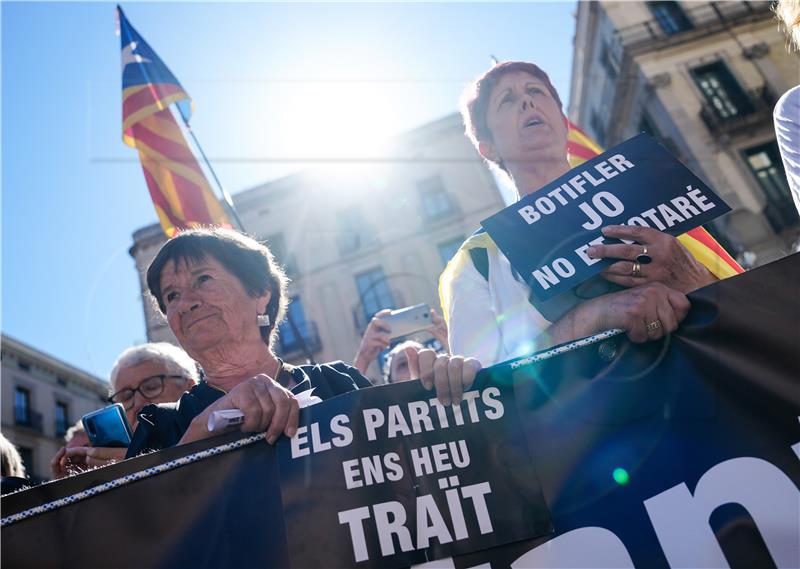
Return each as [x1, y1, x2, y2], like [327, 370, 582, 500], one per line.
[1, 334, 108, 395]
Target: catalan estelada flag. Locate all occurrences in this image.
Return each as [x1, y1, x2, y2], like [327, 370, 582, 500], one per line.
[439, 121, 744, 324]
[118, 6, 231, 238]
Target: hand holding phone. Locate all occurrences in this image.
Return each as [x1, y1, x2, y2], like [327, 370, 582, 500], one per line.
[381, 303, 432, 340]
[82, 404, 133, 448]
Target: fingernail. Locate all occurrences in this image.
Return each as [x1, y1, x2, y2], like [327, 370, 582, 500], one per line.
[587, 246, 597, 257]
[286, 426, 296, 438]
[267, 435, 277, 445]
[442, 398, 451, 406]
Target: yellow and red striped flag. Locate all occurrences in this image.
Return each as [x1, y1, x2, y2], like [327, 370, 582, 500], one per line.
[118, 6, 231, 238]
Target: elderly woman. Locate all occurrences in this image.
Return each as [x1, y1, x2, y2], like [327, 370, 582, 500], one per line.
[442, 61, 737, 365]
[127, 228, 480, 456]
[52, 342, 200, 475]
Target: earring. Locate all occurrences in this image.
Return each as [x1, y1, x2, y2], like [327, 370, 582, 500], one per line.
[257, 313, 270, 327]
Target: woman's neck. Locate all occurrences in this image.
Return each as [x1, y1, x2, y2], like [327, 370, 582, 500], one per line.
[198, 340, 280, 392]
[508, 157, 571, 198]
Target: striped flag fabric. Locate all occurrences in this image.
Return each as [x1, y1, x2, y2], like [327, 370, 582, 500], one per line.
[439, 121, 743, 324]
[118, 6, 231, 238]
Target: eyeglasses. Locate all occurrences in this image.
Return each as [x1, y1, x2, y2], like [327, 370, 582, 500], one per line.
[108, 375, 185, 410]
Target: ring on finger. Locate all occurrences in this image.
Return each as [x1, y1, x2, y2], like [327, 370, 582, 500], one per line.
[631, 260, 642, 277]
[635, 245, 652, 265]
[645, 319, 662, 334]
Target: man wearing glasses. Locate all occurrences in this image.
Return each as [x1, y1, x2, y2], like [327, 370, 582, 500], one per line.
[53, 343, 199, 476]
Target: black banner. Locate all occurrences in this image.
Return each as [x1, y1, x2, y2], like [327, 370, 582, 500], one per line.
[3, 254, 799, 568]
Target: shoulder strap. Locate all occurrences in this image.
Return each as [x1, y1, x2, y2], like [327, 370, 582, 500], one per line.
[468, 247, 490, 281]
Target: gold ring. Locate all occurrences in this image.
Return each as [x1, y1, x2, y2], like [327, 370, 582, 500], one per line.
[631, 261, 642, 277]
[646, 320, 662, 334]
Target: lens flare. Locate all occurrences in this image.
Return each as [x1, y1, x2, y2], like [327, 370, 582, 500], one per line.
[613, 467, 630, 486]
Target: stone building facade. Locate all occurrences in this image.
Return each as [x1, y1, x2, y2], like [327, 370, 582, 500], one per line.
[129, 113, 505, 381]
[1, 334, 109, 481]
[569, 0, 800, 265]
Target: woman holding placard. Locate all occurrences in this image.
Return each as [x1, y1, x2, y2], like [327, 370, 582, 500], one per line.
[440, 61, 742, 365]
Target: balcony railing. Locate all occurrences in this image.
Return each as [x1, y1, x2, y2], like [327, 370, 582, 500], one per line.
[699, 85, 777, 139]
[15, 410, 43, 434]
[277, 320, 322, 358]
[617, 2, 772, 51]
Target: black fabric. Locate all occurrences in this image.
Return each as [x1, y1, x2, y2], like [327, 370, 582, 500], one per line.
[468, 246, 490, 280]
[126, 361, 372, 458]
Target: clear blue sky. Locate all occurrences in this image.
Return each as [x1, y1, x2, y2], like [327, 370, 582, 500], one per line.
[2, 1, 577, 381]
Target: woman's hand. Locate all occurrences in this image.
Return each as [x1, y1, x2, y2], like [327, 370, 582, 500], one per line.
[406, 348, 482, 406]
[182, 375, 300, 446]
[67, 446, 127, 469]
[588, 225, 716, 293]
[592, 282, 690, 343]
[353, 309, 392, 373]
[54, 446, 126, 475]
[50, 446, 72, 479]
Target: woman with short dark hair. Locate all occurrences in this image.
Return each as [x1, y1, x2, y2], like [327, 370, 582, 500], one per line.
[441, 61, 738, 365]
[129, 228, 480, 455]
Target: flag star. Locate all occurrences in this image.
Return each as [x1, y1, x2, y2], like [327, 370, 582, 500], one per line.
[121, 41, 151, 70]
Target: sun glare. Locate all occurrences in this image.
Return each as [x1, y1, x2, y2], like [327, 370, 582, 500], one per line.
[277, 80, 396, 163]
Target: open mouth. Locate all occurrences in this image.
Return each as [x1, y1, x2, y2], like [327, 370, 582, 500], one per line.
[523, 117, 545, 129]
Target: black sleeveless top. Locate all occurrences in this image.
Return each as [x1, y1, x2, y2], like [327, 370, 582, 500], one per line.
[126, 361, 372, 458]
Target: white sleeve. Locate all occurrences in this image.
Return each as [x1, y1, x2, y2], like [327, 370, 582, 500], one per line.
[774, 86, 800, 215]
[446, 258, 506, 367]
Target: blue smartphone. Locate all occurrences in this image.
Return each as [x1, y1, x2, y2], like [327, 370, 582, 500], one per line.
[82, 404, 133, 448]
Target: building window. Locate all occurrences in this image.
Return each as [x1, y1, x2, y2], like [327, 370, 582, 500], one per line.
[743, 142, 799, 233]
[15, 387, 31, 425]
[356, 268, 395, 323]
[691, 61, 753, 120]
[278, 296, 320, 355]
[648, 1, 693, 35]
[437, 236, 465, 267]
[599, 41, 618, 80]
[418, 175, 455, 221]
[337, 207, 373, 255]
[17, 360, 30, 371]
[590, 110, 607, 147]
[55, 401, 69, 436]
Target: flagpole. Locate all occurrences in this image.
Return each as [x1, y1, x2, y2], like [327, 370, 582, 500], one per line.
[178, 115, 246, 233]
[175, 110, 317, 365]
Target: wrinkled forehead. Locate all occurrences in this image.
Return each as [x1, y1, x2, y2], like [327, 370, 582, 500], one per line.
[158, 253, 211, 287]
[490, 71, 545, 96]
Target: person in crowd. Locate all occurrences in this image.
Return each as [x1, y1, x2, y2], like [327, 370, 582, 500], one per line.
[127, 228, 480, 457]
[383, 340, 424, 384]
[56, 342, 199, 473]
[441, 61, 739, 365]
[50, 420, 90, 479]
[774, 0, 800, 214]
[353, 307, 449, 378]
[1, 432, 29, 494]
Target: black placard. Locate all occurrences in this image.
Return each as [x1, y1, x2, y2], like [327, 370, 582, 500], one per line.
[481, 134, 730, 301]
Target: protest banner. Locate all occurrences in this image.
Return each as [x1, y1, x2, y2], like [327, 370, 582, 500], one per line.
[481, 134, 731, 302]
[278, 379, 551, 567]
[2, 254, 798, 568]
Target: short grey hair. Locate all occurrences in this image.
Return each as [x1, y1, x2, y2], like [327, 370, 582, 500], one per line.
[64, 420, 85, 444]
[776, 0, 800, 50]
[0, 433, 26, 478]
[109, 342, 200, 394]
